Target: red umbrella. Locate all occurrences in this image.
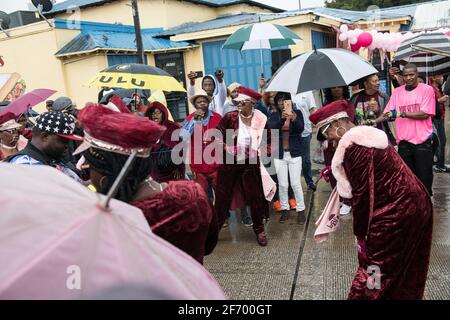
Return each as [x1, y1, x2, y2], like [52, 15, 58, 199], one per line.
[0, 89, 56, 117]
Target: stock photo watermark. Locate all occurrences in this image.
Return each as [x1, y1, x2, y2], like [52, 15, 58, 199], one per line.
[66, 265, 81, 290]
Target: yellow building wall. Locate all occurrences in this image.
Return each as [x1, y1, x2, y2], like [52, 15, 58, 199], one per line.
[55, 28, 81, 51]
[55, 0, 219, 29]
[215, 4, 273, 16]
[61, 54, 108, 108]
[147, 53, 155, 66]
[182, 46, 206, 113]
[0, 23, 67, 112]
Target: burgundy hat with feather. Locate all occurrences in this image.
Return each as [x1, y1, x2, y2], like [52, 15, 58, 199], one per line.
[235, 86, 262, 101]
[309, 99, 350, 129]
[74, 105, 165, 158]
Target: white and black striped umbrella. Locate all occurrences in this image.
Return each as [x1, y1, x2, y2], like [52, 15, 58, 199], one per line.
[266, 48, 378, 94]
[395, 32, 450, 77]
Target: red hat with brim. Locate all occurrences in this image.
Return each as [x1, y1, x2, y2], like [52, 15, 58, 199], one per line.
[74, 105, 165, 158]
[309, 99, 350, 129]
[58, 134, 84, 141]
[309, 100, 350, 140]
[236, 86, 262, 101]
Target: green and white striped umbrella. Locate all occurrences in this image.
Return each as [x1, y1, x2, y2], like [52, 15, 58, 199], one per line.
[222, 22, 302, 51]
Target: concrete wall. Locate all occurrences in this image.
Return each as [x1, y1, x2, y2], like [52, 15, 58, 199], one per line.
[289, 23, 337, 56]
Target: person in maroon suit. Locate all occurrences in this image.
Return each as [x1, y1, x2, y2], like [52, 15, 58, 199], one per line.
[74, 105, 218, 264]
[145, 102, 185, 183]
[310, 102, 433, 300]
[214, 87, 272, 246]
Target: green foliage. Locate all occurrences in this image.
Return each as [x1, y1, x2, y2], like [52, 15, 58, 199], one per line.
[325, 0, 430, 11]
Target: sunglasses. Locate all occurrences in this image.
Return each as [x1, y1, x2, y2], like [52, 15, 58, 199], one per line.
[1, 128, 20, 135]
[320, 123, 331, 139]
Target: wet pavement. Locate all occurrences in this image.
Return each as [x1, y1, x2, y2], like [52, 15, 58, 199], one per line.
[204, 119, 450, 300]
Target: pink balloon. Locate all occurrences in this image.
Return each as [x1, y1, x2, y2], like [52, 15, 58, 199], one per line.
[357, 32, 373, 48]
[339, 33, 348, 42]
[445, 31, 450, 36]
[351, 43, 361, 52]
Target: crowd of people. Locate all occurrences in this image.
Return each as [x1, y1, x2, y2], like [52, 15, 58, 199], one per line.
[0, 61, 447, 300]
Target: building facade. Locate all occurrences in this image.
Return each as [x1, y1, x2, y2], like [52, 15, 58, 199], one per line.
[2, 0, 440, 120]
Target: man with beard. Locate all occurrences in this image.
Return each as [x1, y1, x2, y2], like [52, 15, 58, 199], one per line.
[6, 111, 83, 182]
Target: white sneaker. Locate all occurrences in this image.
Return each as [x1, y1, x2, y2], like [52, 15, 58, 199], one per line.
[340, 203, 351, 215]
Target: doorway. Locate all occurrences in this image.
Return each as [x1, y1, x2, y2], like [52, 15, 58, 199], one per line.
[155, 52, 188, 121]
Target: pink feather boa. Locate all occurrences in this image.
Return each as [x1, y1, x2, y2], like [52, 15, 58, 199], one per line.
[331, 126, 388, 199]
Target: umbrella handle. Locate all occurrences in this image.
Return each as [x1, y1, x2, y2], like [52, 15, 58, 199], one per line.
[99, 150, 138, 209]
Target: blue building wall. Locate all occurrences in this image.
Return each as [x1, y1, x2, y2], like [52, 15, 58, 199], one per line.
[202, 40, 272, 90]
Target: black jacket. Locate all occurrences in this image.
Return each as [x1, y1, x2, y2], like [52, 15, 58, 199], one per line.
[267, 108, 304, 159]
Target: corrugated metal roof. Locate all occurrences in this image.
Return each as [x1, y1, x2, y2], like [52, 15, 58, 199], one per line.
[55, 29, 195, 57]
[156, 7, 412, 37]
[156, 13, 280, 37]
[46, 0, 282, 15]
[408, 0, 450, 30]
[47, 0, 113, 15]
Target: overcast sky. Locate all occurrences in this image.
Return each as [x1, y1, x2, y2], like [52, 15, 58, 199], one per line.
[1, 0, 326, 13]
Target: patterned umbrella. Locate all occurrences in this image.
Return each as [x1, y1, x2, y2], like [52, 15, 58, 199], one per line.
[395, 32, 450, 78]
[222, 22, 302, 76]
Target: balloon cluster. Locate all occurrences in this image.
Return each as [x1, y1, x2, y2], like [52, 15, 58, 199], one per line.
[338, 24, 450, 53]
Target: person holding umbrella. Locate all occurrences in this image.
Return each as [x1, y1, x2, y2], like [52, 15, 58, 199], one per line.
[74, 105, 218, 264]
[310, 101, 433, 300]
[268, 92, 306, 224]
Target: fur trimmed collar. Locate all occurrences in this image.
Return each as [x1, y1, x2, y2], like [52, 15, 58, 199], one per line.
[331, 126, 388, 199]
[250, 109, 267, 152]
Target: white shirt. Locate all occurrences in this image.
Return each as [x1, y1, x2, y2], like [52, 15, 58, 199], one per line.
[293, 91, 316, 137]
[237, 116, 251, 160]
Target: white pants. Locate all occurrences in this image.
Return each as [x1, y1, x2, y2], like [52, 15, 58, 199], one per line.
[274, 152, 306, 212]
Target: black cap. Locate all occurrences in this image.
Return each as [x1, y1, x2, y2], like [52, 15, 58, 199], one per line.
[52, 97, 73, 112]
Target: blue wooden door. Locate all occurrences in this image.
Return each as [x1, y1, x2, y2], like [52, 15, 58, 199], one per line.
[311, 31, 336, 49]
[202, 40, 272, 90]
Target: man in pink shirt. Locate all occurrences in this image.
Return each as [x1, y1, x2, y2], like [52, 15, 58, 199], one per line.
[379, 63, 435, 196]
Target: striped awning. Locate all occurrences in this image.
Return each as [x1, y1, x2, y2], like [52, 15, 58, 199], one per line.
[395, 32, 450, 77]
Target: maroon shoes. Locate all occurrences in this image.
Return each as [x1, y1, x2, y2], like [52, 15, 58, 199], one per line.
[256, 232, 268, 246]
